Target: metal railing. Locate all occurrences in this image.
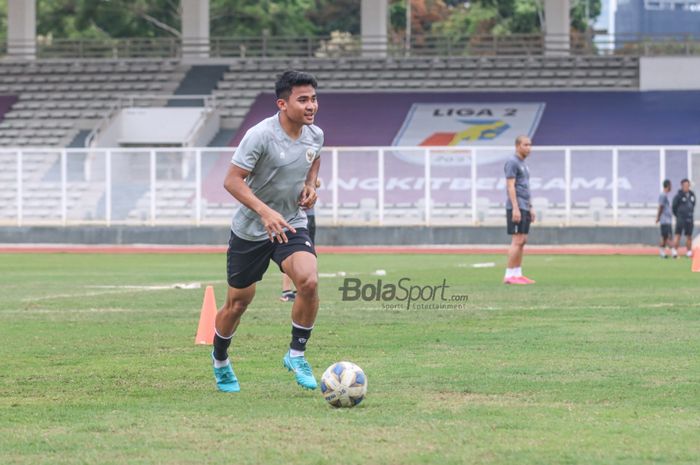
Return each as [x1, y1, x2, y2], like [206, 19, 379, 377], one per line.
[2, 33, 699, 60]
[35, 37, 181, 60]
[0, 146, 697, 227]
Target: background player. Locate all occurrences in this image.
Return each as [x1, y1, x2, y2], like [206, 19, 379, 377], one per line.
[504, 135, 536, 285]
[672, 178, 696, 258]
[656, 179, 674, 258]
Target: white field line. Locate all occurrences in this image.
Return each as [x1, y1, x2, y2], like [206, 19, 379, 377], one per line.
[19, 281, 226, 303]
[5, 307, 150, 314]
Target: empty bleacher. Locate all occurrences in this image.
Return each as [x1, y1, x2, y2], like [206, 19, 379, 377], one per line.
[0, 59, 185, 147]
[0, 55, 640, 145]
[0, 149, 107, 224]
[0, 53, 658, 225]
[214, 55, 639, 125]
[125, 180, 197, 222]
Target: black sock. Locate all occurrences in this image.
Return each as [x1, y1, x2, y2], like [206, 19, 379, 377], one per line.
[290, 324, 312, 352]
[213, 332, 232, 361]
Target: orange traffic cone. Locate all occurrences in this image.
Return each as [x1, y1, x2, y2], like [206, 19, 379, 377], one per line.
[692, 245, 700, 272]
[195, 285, 217, 345]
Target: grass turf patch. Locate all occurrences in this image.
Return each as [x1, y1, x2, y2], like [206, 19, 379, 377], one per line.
[0, 253, 698, 465]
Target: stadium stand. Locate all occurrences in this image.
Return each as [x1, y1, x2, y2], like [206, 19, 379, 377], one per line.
[0, 50, 696, 227]
[168, 65, 229, 107]
[213, 55, 640, 125]
[0, 59, 184, 147]
[0, 55, 642, 147]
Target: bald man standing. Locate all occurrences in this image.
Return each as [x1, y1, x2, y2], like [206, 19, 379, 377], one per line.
[503, 135, 536, 285]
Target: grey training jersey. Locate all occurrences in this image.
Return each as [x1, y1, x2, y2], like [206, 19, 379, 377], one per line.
[504, 154, 531, 210]
[230, 113, 324, 241]
[658, 193, 672, 225]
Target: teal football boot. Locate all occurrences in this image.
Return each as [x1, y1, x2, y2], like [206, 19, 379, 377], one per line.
[212, 352, 240, 393]
[283, 351, 318, 390]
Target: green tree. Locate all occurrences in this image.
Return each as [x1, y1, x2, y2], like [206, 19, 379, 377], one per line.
[211, 0, 317, 37]
[34, 0, 181, 39]
[0, 0, 6, 48]
[432, 3, 501, 39]
[30, 0, 318, 39]
[389, 0, 450, 36]
[2, 0, 600, 45]
[433, 0, 600, 37]
[570, 0, 602, 32]
[307, 0, 360, 36]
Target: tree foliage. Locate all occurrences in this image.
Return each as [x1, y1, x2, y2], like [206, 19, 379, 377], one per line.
[308, 0, 360, 36]
[32, 0, 320, 39]
[389, 0, 450, 37]
[570, 0, 602, 32]
[432, 0, 601, 37]
[36, 0, 181, 39]
[0, 0, 601, 42]
[211, 0, 317, 37]
[0, 0, 6, 46]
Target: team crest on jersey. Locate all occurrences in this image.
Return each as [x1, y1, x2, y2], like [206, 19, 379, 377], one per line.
[305, 149, 316, 163]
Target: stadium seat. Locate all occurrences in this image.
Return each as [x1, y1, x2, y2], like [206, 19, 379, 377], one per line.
[0, 59, 186, 147]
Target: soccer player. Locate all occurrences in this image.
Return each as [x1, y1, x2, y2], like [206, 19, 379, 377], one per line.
[656, 179, 674, 258]
[211, 70, 323, 393]
[671, 178, 696, 258]
[503, 135, 536, 285]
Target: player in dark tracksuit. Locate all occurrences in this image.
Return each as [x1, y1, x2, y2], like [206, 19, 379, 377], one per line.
[671, 178, 696, 258]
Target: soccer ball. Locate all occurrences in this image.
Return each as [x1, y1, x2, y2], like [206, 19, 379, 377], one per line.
[320, 361, 367, 408]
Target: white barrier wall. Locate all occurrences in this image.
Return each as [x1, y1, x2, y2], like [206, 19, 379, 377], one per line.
[93, 107, 220, 147]
[640, 57, 700, 91]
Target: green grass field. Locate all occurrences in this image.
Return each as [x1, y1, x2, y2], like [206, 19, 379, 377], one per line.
[1, 252, 699, 465]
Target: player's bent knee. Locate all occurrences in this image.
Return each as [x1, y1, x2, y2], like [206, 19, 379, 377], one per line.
[294, 273, 318, 297]
[222, 299, 250, 319]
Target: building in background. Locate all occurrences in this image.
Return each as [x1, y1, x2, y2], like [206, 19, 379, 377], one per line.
[616, 0, 700, 39]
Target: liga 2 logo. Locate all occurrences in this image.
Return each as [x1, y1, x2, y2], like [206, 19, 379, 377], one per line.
[391, 102, 545, 166]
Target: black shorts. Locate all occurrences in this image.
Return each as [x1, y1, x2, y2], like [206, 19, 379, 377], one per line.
[307, 214, 316, 244]
[506, 209, 531, 235]
[675, 219, 694, 236]
[660, 224, 672, 239]
[226, 228, 316, 289]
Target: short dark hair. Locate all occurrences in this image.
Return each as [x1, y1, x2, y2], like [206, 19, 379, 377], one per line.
[681, 178, 690, 185]
[275, 70, 317, 100]
[515, 135, 530, 146]
[663, 179, 671, 189]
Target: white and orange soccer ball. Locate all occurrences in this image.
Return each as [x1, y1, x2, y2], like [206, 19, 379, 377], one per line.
[320, 361, 367, 408]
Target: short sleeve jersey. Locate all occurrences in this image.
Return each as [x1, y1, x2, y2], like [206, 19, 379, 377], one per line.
[504, 154, 531, 210]
[230, 113, 324, 241]
[658, 193, 672, 225]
